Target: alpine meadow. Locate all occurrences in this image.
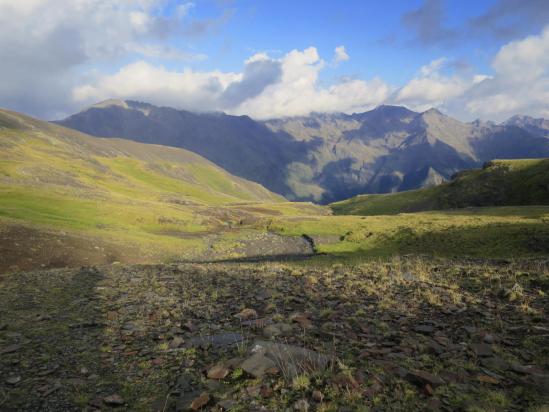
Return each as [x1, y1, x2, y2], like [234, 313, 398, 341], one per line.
[0, 1, 548, 411]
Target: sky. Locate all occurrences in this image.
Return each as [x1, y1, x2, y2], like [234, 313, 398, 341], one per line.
[0, 0, 548, 121]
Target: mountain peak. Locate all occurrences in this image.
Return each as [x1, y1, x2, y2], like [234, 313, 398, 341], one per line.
[504, 113, 549, 137]
[90, 99, 129, 110]
[86, 99, 157, 116]
[371, 105, 417, 116]
[505, 114, 534, 123]
[421, 107, 445, 117]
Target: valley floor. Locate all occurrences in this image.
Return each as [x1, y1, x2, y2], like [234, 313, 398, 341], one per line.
[0, 257, 547, 411]
[2, 205, 549, 274]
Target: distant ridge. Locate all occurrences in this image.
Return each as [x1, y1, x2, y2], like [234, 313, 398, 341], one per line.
[57, 101, 549, 203]
[0, 106, 286, 208]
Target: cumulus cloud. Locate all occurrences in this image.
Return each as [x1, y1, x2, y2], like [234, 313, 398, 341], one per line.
[74, 47, 390, 119]
[219, 58, 283, 108]
[73, 61, 240, 111]
[0, 0, 547, 122]
[391, 25, 549, 121]
[393, 57, 478, 111]
[462, 25, 549, 120]
[0, 0, 208, 118]
[234, 48, 389, 118]
[419, 58, 448, 76]
[333, 46, 350, 63]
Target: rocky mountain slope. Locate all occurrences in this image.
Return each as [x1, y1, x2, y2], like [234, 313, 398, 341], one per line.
[331, 158, 549, 216]
[505, 115, 549, 138]
[56, 100, 313, 196]
[266, 107, 549, 202]
[1, 107, 281, 204]
[57, 101, 549, 203]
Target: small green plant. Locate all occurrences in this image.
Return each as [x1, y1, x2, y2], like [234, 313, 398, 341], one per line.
[292, 374, 311, 391]
[230, 368, 244, 380]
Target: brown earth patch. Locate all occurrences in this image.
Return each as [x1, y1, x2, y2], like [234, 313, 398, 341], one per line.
[0, 224, 145, 273]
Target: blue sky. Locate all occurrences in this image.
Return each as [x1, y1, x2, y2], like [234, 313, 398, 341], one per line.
[175, 0, 497, 81]
[0, 0, 547, 120]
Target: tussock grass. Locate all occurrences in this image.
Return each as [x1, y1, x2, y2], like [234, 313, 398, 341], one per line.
[262, 206, 549, 259]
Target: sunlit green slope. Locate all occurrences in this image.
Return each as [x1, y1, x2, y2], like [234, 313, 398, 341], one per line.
[331, 159, 549, 216]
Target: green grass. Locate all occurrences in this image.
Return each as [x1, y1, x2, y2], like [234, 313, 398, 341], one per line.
[101, 157, 261, 205]
[1, 108, 548, 267]
[261, 206, 549, 259]
[0, 109, 308, 262]
[331, 159, 549, 216]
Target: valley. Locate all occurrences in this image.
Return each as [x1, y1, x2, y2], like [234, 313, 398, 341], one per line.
[58, 101, 549, 203]
[0, 107, 548, 411]
[2, 2, 548, 411]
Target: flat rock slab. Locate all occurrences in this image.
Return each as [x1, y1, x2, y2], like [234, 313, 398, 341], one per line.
[480, 357, 509, 371]
[471, 343, 493, 357]
[263, 323, 293, 338]
[405, 369, 445, 387]
[414, 325, 434, 335]
[0, 344, 22, 355]
[241, 353, 276, 378]
[185, 333, 245, 349]
[245, 340, 331, 379]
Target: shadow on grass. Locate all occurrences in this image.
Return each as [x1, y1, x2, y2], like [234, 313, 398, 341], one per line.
[178, 252, 320, 264]
[0, 266, 107, 410]
[308, 219, 549, 264]
[176, 218, 549, 266]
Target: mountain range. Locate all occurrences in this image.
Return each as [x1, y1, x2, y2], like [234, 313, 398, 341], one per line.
[57, 100, 549, 203]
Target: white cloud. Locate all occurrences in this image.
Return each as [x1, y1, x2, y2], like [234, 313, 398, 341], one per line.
[391, 24, 549, 121]
[393, 57, 479, 111]
[493, 25, 549, 81]
[245, 53, 271, 64]
[472, 74, 492, 84]
[419, 57, 447, 76]
[73, 47, 390, 119]
[0, 1, 547, 122]
[461, 25, 549, 120]
[233, 48, 388, 118]
[396, 76, 470, 104]
[65, 24, 549, 121]
[0, 0, 199, 118]
[333, 45, 350, 63]
[73, 61, 240, 111]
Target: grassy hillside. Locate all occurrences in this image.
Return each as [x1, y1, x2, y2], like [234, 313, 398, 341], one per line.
[258, 206, 549, 260]
[0, 109, 326, 271]
[331, 158, 549, 216]
[1, 109, 548, 272]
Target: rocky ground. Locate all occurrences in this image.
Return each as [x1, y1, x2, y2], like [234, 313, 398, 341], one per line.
[0, 257, 548, 411]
